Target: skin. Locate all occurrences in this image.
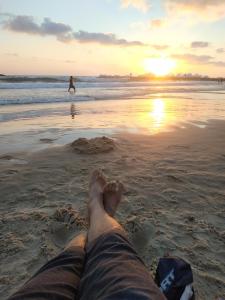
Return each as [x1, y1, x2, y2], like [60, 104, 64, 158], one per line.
[87, 170, 124, 244]
[65, 170, 124, 249]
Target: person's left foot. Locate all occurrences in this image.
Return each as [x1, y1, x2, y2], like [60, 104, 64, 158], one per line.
[89, 170, 107, 210]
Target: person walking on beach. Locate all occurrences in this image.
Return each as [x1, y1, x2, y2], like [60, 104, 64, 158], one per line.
[8, 170, 194, 300]
[68, 76, 76, 92]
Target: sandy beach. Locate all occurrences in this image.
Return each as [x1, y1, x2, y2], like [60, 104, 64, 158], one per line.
[1, 120, 225, 299]
[2, 0, 225, 298]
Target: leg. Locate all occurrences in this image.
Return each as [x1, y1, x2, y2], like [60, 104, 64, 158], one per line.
[9, 233, 86, 300]
[87, 170, 124, 244]
[79, 170, 165, 300]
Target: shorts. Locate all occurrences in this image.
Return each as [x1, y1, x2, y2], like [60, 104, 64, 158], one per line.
[8, 230, 165, 300]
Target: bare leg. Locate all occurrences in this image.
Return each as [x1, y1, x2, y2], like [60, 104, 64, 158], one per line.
[9, 235, 86, 300]
[79, 170, 165, 300]
[64, 232, 86, 251]
[88, 170, 124, 244]
[65, 173, 123, 249]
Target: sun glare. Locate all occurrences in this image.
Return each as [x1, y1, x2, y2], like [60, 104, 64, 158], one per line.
[150, 98, 165, 126]
[144, 58, 176, 76]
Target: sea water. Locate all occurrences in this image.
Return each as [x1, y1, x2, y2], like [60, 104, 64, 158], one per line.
[0, 76, 225, 154]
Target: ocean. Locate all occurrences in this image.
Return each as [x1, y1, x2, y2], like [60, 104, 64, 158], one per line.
[0, 75, 225, 154]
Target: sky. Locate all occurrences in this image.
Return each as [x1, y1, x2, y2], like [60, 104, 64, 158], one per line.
[0, 0, 225, 76]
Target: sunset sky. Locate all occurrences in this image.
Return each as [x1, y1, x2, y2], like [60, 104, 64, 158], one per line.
[1, 0, 225, 76]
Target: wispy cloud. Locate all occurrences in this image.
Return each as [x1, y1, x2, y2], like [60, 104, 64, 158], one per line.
[216, 48, 225, 53]
[120, 1, 225, 21]
[211, 60, 225, 67]
[165, 0, 225, 21]
[173, 53, 213, 63]
[64, 60, 76, 64]
[1, 14, 146, 47]
[3, 15, 72, 41]
[73, 30, 146, 46]
[150, 19, 165, 28]
[173, 53, 225, 67]
[4, 52, 19, 57]
[191, 41, 209, 48]
[120, 0, 150, 12]
[151, 44, 169, 50]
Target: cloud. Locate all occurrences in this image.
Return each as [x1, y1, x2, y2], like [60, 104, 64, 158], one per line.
[150, 19, 165, 28]
[217, 48, 225, 53]
[4, 52, 19, 57]
[120, 1, 225, 20]
[172, 53, 213, 63]
[165, 0, 225, 21]
[3, 15, 72, 41]
[64, 60, 76, 64]
[41, 18, 72, 36]
[4, 15, 40, 34]
[73, 30, 146, 46]
[151, 44, 169, 50]
[211, 60, 225, 67]
[2, 14, 146, 47]
[120, 0, 150, 12]
[172, 53, 225, 67]
[191, 41, 209, 48]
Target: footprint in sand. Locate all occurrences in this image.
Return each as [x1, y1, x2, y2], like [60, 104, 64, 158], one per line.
[53, 206, 87, 228]
[50, 206, 87, 248]
[126, 217, 155, 256]
[50, 223, 75, 248]
[166, 175, 184, 183]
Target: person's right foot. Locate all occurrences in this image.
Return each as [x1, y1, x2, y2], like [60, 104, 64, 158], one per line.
[88, 170, 106, 213]
[103, 181, 124, 217]
[89, 170, 106, 201]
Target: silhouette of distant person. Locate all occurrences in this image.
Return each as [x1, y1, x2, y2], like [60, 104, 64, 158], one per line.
[68, 76, 76, 92]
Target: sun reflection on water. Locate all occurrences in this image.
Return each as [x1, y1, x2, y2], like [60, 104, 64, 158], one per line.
[150, 98, 165, 128]
[137, 98, 176, 134]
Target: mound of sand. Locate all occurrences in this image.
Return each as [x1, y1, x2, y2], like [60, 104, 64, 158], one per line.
[71, 136, 115, 154]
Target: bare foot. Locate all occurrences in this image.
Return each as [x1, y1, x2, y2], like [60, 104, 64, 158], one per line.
[89, 170, 107, 210]
[103, 181, 124, 217]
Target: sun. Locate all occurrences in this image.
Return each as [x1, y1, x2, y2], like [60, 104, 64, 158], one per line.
[144, 57, 176, 76]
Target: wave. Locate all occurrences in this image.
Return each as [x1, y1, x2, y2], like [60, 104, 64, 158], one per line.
[0, 79, 224, 106]
[0, 76, 68, 83]
[0, 95, 95, 105]
[0, 79, 222, 90]
[0, 75, 131, 84]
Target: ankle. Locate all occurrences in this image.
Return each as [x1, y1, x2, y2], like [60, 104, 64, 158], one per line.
[88, 197, 103, 213]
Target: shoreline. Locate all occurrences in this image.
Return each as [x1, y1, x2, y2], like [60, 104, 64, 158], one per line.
[0, 118, 221, 156]
[1, 121, 225, 299]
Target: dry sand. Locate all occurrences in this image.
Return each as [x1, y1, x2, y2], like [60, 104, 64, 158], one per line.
[0, 120, 225, 299]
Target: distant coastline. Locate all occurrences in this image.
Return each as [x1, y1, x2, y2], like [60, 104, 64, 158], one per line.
[0, 74, 224, 83]
[99, 74, 225, 82]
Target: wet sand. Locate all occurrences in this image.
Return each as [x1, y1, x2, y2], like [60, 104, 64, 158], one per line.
[0, 120, 225, 299]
